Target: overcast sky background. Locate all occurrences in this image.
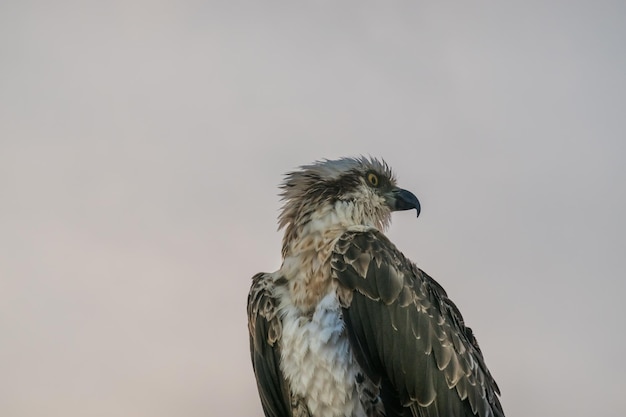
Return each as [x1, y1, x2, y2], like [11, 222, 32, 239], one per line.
[1, 1, 625, 416]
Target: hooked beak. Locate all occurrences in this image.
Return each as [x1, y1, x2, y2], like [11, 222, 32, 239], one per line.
[388, 188, 421, 217]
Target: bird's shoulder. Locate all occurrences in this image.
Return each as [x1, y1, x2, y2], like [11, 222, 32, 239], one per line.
[330, 227, 476, 349]
[248, 272, 305, 417]
[248, 272, 288, 346]
[331, 228, 428, 303]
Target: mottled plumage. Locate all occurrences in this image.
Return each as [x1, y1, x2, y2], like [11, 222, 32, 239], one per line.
[248, 157, 504, 417]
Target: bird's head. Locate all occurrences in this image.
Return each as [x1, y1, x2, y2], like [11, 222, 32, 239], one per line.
[278, 157, 420, 253]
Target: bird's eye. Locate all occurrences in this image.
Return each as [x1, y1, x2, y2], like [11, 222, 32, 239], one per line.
[367, 172, 379, 187]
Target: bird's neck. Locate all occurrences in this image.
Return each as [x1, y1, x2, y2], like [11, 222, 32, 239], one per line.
[279, 203, 374, 312]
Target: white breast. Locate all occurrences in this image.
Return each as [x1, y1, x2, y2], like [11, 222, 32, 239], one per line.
[279, 291, 365, 417]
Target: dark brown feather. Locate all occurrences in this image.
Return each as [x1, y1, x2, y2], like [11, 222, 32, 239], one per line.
[331, 230, 505, 417]
[248, 273, 301, 417]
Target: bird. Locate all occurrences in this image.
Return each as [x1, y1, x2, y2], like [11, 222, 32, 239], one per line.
[247, 156, 504, 417]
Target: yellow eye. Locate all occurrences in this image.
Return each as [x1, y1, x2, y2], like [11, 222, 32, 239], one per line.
[367, 172, 379, 187]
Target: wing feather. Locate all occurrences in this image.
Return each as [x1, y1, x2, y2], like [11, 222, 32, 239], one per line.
[247, 273, 294, 417]
[331, 230, 505, 417]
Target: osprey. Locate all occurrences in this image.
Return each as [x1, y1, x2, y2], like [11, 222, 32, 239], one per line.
[248, 157, 504, 417]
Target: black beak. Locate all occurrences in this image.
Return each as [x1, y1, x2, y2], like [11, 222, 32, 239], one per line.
[390, 188, 421, 217]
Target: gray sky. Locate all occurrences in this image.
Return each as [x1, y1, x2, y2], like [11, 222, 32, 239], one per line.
[1, 1, 625, 416]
